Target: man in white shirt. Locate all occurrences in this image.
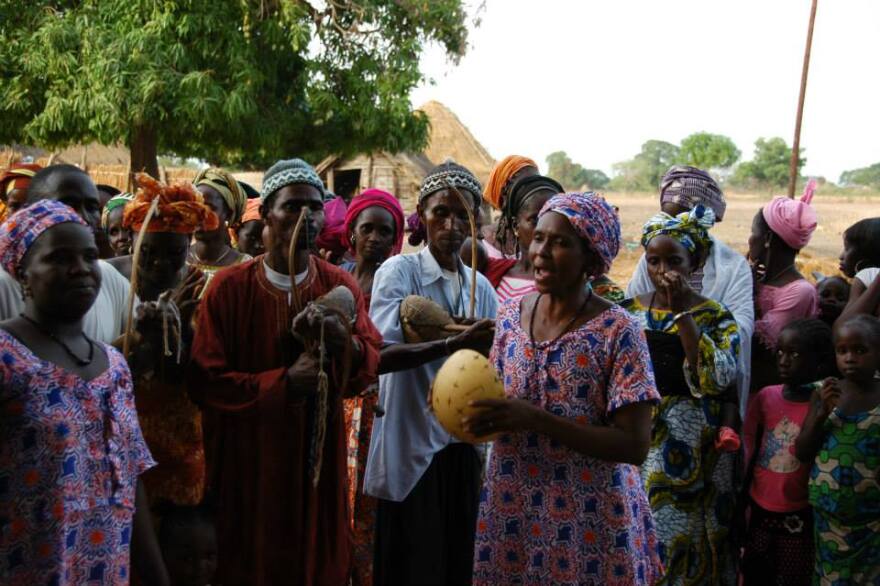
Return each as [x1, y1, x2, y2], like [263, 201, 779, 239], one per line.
[365, 162, 498, 585]
[0, 164, 130, 343]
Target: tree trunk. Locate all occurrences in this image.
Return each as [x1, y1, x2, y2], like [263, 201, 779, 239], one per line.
[129, 125, 160, 180]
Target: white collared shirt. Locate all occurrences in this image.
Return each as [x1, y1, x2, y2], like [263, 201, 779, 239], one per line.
[363, 246, 498, 501]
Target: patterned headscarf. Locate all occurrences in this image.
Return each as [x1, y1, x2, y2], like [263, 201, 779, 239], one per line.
[418, 160, 482, 207]
[641, 205, 716, 259]
[538, 192, 621, 277]
[762, 180, 817, 250]
[193, 167, 248, 225]
[100, 193, 134, 230]
[0, 200, 87, 278]
[659, 165, 726, 221]
[343, 188, 406, 256]
[123, 173, 219, 234]
[483, 155, 537, 210]
[261, 158, 325, 201]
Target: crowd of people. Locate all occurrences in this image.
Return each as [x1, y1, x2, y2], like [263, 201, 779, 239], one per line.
[0, 155, 878, 586]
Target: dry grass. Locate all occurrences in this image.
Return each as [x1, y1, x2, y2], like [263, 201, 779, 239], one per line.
[603, 191, 877, 287]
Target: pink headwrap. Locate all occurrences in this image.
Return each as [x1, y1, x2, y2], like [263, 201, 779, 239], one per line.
[315, 196, 348, 257]
[762, 179, 818, 250]
[343, 188, 406, 256]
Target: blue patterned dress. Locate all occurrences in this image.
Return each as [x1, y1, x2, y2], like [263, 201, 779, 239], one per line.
[473, 299, 663, 585]
[0, 330, 154, 585]
[621, 297, 740, 586]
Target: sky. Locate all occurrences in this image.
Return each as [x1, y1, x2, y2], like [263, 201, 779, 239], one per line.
[409, 0, 880, 182]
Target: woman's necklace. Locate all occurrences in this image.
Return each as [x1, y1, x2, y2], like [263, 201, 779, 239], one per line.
[528, 289, 593, 349]
[763, 263, 796, 284]
[190, 245, 233, 266]
[20, 314, 95, 366]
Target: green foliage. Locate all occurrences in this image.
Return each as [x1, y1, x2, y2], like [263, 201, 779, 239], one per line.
[839, 163, 880, 188]
[609, 140, 680, 191]
[730, 137, 804, 190]
[677, 132, 740, 169]
[0, 0, 469, 169]
[545, 151, 609, 191]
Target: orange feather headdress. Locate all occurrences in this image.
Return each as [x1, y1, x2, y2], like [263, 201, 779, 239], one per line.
[123, 173, 219, 234]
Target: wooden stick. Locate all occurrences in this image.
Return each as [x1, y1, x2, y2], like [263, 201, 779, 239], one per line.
[288, 210, 308, 316]
[123, 196, 160, 357]
[788, 0, 818, 198]
[444, 181, 478, 319]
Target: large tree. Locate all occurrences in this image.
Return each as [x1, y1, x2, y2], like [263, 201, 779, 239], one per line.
[609, 140, 679, 192]
[545, 151, 609, 191]
[731, 137, 805, 190]
[0, 1, 469, 176]
[840, 162, 880, 188]
[677, 132, 740, 170]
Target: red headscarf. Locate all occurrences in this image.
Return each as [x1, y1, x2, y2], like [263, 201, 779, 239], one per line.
[0, 163, 42, 198]
[0, 163, 42, 222]
[343, 188, 406, 256]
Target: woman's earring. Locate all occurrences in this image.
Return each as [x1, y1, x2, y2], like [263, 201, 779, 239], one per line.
[20, 283, 32, 301]
[350, 234, 356, 246]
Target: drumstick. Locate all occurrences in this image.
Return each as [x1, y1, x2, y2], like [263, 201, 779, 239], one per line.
[288, 210, 308, 317]
[443, 181, 478, 320]
[123, 195, 160, 358]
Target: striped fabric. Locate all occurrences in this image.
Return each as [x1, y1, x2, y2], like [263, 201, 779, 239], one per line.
[496, 274, 536, 302]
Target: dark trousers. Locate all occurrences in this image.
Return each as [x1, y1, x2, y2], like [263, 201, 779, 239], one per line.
[374, 443, 481, 586]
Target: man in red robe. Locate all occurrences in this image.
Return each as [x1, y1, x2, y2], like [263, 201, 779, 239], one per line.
[189, 158, 382, 585]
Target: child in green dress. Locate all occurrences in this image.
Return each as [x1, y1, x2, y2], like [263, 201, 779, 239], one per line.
[795, 314, 880, 584]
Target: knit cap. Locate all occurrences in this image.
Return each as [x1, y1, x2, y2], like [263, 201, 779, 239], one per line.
[261, 159, 325, 201]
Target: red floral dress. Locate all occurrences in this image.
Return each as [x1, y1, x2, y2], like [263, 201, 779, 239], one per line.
[473, 300, 663, 585]
[0, 330, 154, 585]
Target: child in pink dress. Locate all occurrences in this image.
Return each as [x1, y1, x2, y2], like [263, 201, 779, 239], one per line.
[741, 318, 834, 584]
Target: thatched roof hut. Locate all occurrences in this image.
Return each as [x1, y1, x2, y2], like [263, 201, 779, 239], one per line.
[418, 100, 495, 185]
[316, 152, 434, 212]
[316, 101, 495, 212]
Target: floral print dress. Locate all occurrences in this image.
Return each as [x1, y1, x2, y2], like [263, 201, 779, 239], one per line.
[473, 299, 663, 586]
[0, 330, 155, 585]
[621, 297, 740, 586]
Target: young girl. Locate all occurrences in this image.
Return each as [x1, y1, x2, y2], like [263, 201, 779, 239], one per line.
[795, 315, 880, 584]
[838, 217, 880, 322]
[815, 276, 850, 327]
[742, 319, 834, 585]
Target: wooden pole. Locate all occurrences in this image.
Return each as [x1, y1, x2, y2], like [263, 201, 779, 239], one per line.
[788, 0, 818, 197]
[123, 196, 160, 358]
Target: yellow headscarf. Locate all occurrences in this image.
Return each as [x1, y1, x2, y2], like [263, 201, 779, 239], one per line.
[193, 167, 247, 226]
